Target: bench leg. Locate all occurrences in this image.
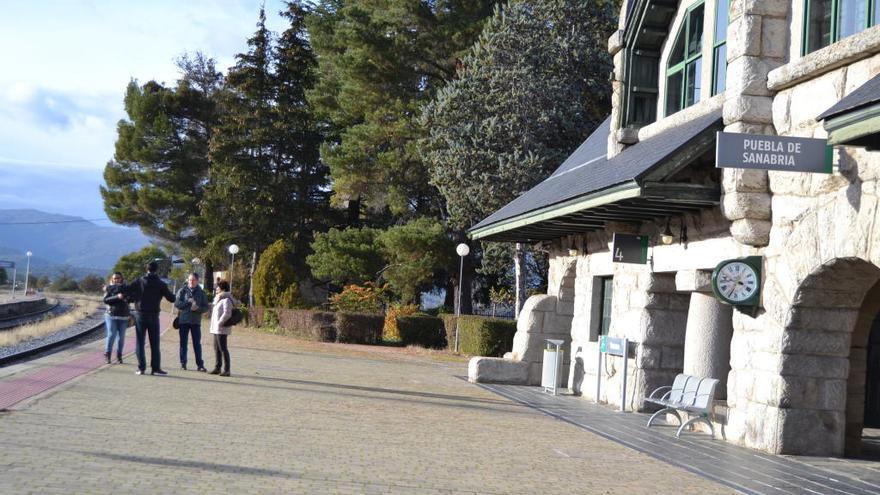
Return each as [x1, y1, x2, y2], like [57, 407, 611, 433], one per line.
[647, 408, 681, 428]
[675, 416, 715, 439]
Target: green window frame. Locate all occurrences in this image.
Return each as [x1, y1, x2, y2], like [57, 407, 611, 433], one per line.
[600, 276, 613, 336]
[804, 0, 878, 55]
[665, 2, 706, 117]
[712, 0, 729, 95]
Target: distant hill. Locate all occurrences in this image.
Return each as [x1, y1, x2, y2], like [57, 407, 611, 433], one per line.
[0, 209, 152, 275]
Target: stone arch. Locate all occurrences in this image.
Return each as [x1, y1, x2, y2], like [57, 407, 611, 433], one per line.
[779, 257, 880, 456]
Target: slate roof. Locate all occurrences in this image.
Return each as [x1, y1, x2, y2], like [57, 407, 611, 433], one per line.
[469, 109, 723, 234]
[817, 73, 880, 121]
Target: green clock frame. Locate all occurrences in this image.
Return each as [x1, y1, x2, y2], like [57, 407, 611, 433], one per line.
[711, 256, 763, 307]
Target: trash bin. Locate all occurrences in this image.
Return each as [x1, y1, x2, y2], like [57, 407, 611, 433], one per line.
[542, 339, 564, 395]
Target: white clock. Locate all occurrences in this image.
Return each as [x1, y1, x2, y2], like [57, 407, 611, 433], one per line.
[711, 257, 762, 306]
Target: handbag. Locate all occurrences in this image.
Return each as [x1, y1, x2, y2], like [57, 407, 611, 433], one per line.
[172, 316, 180, 329]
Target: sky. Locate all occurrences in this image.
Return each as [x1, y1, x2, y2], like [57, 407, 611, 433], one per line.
[0, 0, 288, 223]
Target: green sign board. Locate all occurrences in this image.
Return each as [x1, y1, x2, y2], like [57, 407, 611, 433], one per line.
[612, 233, 649, 264]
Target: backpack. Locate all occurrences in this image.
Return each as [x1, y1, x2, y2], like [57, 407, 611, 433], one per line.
[224, 307, 244, 327]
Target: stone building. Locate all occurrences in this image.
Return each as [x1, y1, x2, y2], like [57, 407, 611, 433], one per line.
[468, 0, 880, 457]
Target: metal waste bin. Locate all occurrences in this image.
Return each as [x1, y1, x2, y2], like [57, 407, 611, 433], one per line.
[542, 339, 564, 395]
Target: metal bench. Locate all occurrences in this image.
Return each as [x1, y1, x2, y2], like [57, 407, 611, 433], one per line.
[645, 373, 719, 439]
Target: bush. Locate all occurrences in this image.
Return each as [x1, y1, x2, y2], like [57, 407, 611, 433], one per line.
[397, 315, 447, 349]
[440, 314, 517, 357]
[253, 240, 304, 308]
[383, 303, 419, 341]
[335, 312, 384, 344]
[329, 283, 386, 313]
[252, 306, 335, 341]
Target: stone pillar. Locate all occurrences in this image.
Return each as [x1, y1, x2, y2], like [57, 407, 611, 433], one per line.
[682, 292, 734, 399]
[722, 0, 791, 246]
[677, 270, 733, 399]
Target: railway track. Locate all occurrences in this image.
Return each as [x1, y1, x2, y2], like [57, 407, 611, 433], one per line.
[0, 311, 105, 367]
[0, 300, 64, 330]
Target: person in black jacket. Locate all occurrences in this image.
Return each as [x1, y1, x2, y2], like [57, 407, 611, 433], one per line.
[129, 261, 175, 375]
[102, 272, 131, 364]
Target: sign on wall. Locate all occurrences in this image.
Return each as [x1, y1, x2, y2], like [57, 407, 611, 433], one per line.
[611, 233, 649, 264]
[0, 261, 14, 268]
[716, 132, 832, 173]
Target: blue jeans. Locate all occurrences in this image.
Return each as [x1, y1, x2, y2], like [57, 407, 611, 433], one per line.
[179, 323, 204, 368]
[104, 315, 127, 357]
[134, 312, 161, 372]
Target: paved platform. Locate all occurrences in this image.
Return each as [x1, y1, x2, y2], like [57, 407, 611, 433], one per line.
[478, 383, 880, 495]
[0, 326, 736, 494]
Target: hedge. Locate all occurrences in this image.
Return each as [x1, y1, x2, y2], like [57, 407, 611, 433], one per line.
[440, 314, 517, 357]
[335, 312, 384, 344]
[396, 315, 447, 349]
[250, 307, 336, 342]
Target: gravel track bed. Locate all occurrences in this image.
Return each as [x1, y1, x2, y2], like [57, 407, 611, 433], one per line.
[0, 311, 106, 362]
[0, 301, 71, 330]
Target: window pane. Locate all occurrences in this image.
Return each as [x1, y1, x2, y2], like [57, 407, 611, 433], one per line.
[714, 44, 727, 94]
[686, 58, 702, 106]
[670, 29, 686, 66]
[667, 71, 683, 115]
[687, 4, 705, 57]
[808, 0, 833, 53]
[715, 0, 729, 43]
[838, 0, 869, 39]
[600, 278, 613, 336]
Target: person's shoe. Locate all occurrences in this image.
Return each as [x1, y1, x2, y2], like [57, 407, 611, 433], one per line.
[220, 370, 230, 377]
[104, 353, 111, 364]
[181, 363, 187, 371]
[135, 370, 144, 375]
[209, 368, 221, 375]
[151, 369, 168, 376]
[197, 366, 207, 372]
[116, 356, 123, 364]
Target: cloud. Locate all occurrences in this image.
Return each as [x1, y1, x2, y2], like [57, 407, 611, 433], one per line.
[2, 83, 116, 132]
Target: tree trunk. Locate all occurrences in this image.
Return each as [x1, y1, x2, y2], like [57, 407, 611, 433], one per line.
[248, 251, 257, 307]
[204, 259, 214, 293]
[514, 242, 526, 318]
[347, 196, 361, 227]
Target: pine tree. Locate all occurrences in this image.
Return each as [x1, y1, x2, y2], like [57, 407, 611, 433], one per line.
[101, 53, 223, 285]
[306, 0, 497, 221]
[420, 0, 616, 304]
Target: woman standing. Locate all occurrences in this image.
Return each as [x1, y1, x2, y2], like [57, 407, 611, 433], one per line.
[102, 272, 130, 364]
[209, 280, 234, 376]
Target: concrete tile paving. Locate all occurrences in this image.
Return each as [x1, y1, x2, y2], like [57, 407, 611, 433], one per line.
[0, 329, 734, 494]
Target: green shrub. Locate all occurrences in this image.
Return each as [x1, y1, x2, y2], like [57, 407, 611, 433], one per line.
[263, 308, 280, 327]
[252, 306, 336, 342]
[335, 312, 384, 344]
[397, 315, 447, 349]
[442, 315, 517, 357]
[253, 240, 304, 308]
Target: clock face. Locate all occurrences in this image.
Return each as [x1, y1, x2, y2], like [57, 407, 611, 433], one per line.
[715, 261, 759, 303]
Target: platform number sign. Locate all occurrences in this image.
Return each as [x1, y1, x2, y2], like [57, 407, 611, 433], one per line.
[612, 234, 649, 265]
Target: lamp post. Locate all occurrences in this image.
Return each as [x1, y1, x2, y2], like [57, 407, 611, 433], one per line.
[454, 243, 470, 353]
[228, 244, 239, 294]
[23, 251, 32, 296]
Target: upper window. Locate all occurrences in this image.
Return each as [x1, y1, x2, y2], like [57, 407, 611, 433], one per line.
[666, 3, 705, 116]
[713, 0, 729, 95]
[805, 0, 879, 54]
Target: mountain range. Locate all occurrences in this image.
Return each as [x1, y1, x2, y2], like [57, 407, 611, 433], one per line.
[0, 209, 151, 277]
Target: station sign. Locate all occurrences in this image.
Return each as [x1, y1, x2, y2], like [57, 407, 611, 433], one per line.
[716, 132, 832, 173]
[612, 233, 648, 264]
[599, 335, 627, 357]
[0, 261, 14, 268]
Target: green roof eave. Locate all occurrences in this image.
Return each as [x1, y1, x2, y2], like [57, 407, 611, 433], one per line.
[469, 181, 642, 240]
[825, 102, 880, 148]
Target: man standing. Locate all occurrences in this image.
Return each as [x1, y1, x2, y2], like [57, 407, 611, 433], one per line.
[130, 261, 175, 375]
[175, 273, 209, 371]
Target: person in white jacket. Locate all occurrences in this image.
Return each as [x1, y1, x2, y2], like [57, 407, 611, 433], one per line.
[209, 280, 234, 376]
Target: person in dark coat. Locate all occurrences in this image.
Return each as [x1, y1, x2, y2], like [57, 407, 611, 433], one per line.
[102, 272, 130, 364]
[129, 261, 175, 375]
[174, 272, 209, 371]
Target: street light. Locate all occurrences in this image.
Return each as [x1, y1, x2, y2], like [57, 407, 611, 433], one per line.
[24, 251, 32, 296]
[228, 244, 239, 294]
[454, 243, 470, 353]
